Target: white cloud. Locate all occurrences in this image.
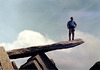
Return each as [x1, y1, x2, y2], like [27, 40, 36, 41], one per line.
[0, 30, 55, 51]
[47, 30, 100, 70]
[0, 30, 100, 70]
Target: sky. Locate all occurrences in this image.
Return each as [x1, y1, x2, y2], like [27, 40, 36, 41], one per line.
[0, 0, 100, 70]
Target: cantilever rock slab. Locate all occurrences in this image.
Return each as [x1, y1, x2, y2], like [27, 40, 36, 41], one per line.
[7, 39, 84, 59]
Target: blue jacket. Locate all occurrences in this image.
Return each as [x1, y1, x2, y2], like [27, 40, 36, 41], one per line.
[67, 21, 77, 29]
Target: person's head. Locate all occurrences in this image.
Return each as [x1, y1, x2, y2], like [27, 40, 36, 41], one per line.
[70, 17, 73, 21]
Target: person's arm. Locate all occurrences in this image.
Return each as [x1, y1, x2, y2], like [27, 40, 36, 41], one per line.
[74, 22, 77, 28]
[67, 22, 70, 29]
[67, 25, 69, 29]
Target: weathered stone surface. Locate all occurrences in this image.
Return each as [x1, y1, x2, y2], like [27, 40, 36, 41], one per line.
[0, 63, 2, 69]
[20, 57, 38, 69]
[90, 61, 100, 70]
[7, 39, 84, 59]
[0, 47, 13, 69]
[50, 59, 56, 67]
[35, 53, 58, 70]
[20, 60, 38, 69]
[20, 53, 58, 70]
[12, 61, 19, 69]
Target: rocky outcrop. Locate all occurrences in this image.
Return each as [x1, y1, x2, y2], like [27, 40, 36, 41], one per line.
[90, 61, 100, 70]
[11, 61, 18, 69]
[0, 47, 13, 69]
[20, 53, 58, 70]
[0, 39, 84, 70]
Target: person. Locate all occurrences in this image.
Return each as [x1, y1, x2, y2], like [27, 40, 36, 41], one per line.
[67, 17, 77, 41]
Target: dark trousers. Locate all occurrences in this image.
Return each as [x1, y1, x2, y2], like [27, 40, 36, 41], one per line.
[69, 29, 75, 41]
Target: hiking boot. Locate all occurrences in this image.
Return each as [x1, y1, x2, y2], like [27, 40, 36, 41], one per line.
[69, 38, 71, 41]
[72, 38, 74, 40]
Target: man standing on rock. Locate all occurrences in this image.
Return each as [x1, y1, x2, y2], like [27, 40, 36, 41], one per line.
[67, 17, 77, 41]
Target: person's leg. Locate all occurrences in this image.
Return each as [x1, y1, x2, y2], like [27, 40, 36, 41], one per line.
[72, 30, 75, 40]
[69, 30, 71, 41]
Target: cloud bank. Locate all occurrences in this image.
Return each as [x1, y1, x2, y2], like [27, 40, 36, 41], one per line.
[0, 30, 100, 70]
[47, 30, 100, 70]
[0, 30, 55, 51]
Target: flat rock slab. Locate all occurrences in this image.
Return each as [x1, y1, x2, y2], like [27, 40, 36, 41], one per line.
[7, 38, 84, 59]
